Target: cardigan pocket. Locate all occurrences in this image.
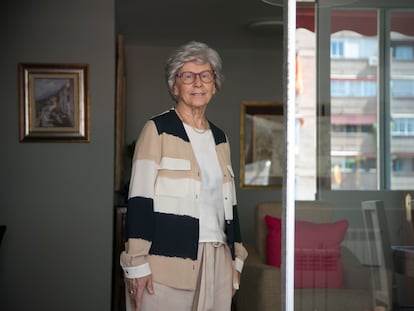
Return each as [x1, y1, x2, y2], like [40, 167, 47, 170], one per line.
[223, 165, 236, 220]
[159, 157, 191, 171]
[155, 157, 192, 198]
[154, 157, 195, 216]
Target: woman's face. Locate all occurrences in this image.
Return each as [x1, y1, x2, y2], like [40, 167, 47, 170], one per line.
[173, 61, 215, 110]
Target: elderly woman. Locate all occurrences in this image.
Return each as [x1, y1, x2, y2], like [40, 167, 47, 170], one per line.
[120, 41, 248, 311]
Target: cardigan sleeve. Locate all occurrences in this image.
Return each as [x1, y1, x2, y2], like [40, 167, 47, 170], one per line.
[120, 121, 161, 278]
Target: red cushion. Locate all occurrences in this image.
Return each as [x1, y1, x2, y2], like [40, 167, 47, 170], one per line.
[264, 215, 349, 288]
[264, 215, 282, 267]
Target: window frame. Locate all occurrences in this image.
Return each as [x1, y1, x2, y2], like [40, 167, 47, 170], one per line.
[317, 4, 414, 192]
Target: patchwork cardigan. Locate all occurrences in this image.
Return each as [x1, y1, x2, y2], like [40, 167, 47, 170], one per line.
[120, 109, 248, 290]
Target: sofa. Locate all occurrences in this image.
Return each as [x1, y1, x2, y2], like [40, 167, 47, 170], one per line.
[236, 201, 374, 311]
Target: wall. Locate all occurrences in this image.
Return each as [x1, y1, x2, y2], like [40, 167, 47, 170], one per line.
[124, 43, 284, 243]
[0, 1, 115, 310]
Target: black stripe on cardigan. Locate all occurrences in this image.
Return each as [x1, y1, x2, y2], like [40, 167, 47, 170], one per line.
[127, 196, 199, 259]
[125, 197, 154, 242]
[150, 213, 199, 260]
[152, 110, 190, 142]
[152, 109, 227, 146]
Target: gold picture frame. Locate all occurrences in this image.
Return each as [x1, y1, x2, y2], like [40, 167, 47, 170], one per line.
[19, 63, 90, 142]
[240, 101, 284, 189]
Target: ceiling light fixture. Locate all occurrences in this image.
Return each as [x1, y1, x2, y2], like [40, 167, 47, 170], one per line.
[247, 18, 284, 32]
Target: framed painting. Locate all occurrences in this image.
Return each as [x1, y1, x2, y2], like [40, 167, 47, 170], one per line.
[19, 63, 90, 142]
[240, 101, 284, 189]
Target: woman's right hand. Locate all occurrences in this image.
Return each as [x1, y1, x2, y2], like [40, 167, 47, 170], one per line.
[127, 275, 154, 311]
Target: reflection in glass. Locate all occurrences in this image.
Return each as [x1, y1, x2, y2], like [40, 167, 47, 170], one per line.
[291, 5, 414, 311]
[329, 10, 378, 190]
[296, 26, 317, 199]
[240, 102, 284, 189]
[390, 11, 414, 190]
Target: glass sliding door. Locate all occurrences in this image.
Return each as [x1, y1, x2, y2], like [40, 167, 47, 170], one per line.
[314, 2, 414, 310]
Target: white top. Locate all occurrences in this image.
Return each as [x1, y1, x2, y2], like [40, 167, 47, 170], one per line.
[183, 123, 226, 243]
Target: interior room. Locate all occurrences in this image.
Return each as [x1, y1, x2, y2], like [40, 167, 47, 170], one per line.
[1, 0, 414, 311]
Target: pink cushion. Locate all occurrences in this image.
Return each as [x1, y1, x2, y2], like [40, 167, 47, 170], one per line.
[264, 215, 349, 288]
[265, 215, 282, 268]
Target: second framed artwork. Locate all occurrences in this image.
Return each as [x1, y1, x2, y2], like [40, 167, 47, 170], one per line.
[240, 101, 284, 189]
[19, 63, 90, 142]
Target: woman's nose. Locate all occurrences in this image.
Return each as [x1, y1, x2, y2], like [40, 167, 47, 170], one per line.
[194, 76, 203, 86]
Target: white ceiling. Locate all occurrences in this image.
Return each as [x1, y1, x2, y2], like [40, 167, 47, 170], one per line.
[116, 0, 284, 49]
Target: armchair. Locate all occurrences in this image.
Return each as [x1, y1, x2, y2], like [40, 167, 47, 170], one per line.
[236, 201, 373, 311]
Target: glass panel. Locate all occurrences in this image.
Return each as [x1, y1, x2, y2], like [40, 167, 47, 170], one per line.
[296, 32, 317, 199]
[389, 11, 414, 190]
[296, 10, 387, 307]
[330, 10, 378, 190]
[292, 5, 414, 311]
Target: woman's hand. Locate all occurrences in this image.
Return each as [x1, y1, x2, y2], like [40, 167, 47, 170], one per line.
[127, 275, 154, 311]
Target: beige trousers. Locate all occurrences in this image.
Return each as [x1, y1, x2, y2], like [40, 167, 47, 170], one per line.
[125, 242, 233, 311]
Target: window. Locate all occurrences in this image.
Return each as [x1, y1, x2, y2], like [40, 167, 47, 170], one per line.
[391, 79, 414, 98]
[331, 80, 377, 97]
[331, 39, 344, 58]
[392, 158, 414, 176]
[394, 45, 414, 60]
[326, 9, 414, 190]
[332, 124, 373, 133]
[391, 118, 414, 136]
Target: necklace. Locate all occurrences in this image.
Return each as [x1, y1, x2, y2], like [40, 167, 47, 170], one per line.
[191, 126, 207, 134]
[175, 108, 208, 134]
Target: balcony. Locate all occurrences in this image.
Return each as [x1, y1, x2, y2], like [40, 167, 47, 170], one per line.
[331, 132, 376, 155]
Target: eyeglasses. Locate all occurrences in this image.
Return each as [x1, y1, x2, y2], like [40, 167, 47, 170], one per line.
[176, 70, 216, 84]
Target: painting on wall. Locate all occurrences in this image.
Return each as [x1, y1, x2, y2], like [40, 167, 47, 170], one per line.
[240, 101, 284, 189]
[19, 63, 89, 142]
